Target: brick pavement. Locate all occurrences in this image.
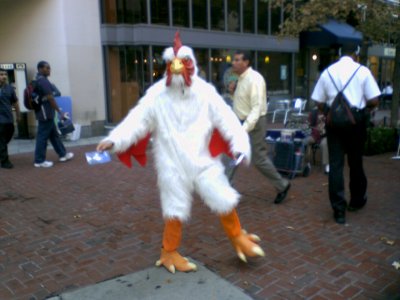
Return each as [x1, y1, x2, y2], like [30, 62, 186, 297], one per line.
[0, 143, 399, 300]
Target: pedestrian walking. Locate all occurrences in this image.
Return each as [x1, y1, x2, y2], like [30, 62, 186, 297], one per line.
[0, 68, 20, 169]
[33, 61, 73, 168]
[311, 44, 380, 224]
[231, 50, 291, 204]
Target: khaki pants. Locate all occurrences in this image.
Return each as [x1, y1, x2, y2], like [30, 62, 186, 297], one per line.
[249, 116, 288, 192]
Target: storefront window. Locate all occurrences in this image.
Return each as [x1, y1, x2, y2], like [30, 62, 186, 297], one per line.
[173, 0, 189, 27]
[258, 51, 291, 97]
[211, 0, 225, 31]
[102, 0, 117, 24]
[243, 0, 255, 33]
[257, 0, 269, 34]
[294, 52, 306, 98]
[211, 49, 239, 93]
[192, 0, 208, 29]
[152, 46, 167, 83]
[270, 2, 282, 34]
[120, 0, 147, 23]
[101, 0, 147, 24]
[151, 0, 169, 25]
[104, 46, 146, 123]
[227, 0, 240, 32]
[193, 48, 209, 80]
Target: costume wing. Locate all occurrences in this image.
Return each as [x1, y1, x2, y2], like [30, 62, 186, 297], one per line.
[116, 133, 151, 168]
[117, 129, 232, 168]
[209, 129, 234, 158]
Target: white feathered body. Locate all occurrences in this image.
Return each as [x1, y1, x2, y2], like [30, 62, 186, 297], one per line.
[104, 48, 250, 221]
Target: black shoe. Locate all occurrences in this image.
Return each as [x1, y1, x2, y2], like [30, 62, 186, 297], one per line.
[347, 204, 365, 212]
[334, 211, 346, 224]
[274, 183, 291, 204]
[348, 197, 367, 212]
[1, 161, 13, 169]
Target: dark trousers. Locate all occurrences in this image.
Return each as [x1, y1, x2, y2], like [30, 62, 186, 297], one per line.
[326, 110, 368, 213]
[34, 120, 66, 163]
[0, 123, 14, 164]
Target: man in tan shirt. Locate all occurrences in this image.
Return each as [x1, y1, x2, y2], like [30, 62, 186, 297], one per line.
[232, 50, 290, 204]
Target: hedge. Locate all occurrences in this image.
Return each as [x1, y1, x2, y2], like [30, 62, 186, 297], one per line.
[364, 127, 398, 156]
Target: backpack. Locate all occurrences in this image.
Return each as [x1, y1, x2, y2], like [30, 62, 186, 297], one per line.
[326, 66, 361, 129]
[23, 80, 41, 111]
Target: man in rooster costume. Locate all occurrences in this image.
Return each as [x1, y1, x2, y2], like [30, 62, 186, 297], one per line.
[97, 32, 265, 273]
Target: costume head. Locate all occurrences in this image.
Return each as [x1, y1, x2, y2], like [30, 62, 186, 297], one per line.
[163, 32, 197, 87]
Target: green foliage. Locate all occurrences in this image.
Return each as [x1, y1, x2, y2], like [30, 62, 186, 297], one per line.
[364, 126, 398, 156]
[276, 0, 400, 44]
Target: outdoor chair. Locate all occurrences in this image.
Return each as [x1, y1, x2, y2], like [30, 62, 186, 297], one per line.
[272, 98, 307, 125]
[287, 98, 307, 117]
[271, 99, 291, 123]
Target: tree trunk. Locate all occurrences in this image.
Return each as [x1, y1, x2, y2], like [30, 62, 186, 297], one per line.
[391, 42, 400, 128]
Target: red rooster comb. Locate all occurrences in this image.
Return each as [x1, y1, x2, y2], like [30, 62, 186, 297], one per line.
[173, 31, 182, 56]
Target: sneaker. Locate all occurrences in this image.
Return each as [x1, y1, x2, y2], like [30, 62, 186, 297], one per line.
[59, 152, 74, 162]
[324, 164, 330, 174]
[34, 161, 54, 168]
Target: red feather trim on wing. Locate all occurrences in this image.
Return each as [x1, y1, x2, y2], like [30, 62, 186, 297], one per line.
[117, 133, 151, 168]
[117, 129, 230, 168]
[209, 129, 233, 158]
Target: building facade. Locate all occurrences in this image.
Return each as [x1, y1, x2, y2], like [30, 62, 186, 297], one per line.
[1, 0, 393, 136]
[0, 0, 106, 137]
[1, 0, 305, 133]
[100, 0, 303, 123]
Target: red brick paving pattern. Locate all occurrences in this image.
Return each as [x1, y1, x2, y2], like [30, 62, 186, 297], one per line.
[0, 145, 399, 300]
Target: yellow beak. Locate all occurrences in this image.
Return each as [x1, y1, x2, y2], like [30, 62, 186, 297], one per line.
[170, 58, 184, 74]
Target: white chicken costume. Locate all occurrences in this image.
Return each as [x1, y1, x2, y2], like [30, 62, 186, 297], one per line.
[98, 32, 264, 273]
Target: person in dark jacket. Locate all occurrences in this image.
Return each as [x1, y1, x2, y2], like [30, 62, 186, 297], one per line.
[0, 68, 20, 169]
[33, 61, 73, 168]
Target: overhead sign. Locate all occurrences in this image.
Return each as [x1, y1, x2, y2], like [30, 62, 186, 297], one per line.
[383, 47, 396, 57]
[0, 63, 14, 70]
[0, 63, 26, 70]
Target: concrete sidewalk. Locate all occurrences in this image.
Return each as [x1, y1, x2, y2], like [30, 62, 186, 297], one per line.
[47, 259, 252, 300]
[1, 125, 400, 300]
[8, 136, 105, 155]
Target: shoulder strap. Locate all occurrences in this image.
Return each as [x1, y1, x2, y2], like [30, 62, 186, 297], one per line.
[327, 65, 362, 93]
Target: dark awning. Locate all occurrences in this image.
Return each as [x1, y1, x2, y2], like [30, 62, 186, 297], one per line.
[300, 20, 363, 48]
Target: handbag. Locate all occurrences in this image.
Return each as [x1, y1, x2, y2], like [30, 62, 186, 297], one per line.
[58, 118, 75, 135]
